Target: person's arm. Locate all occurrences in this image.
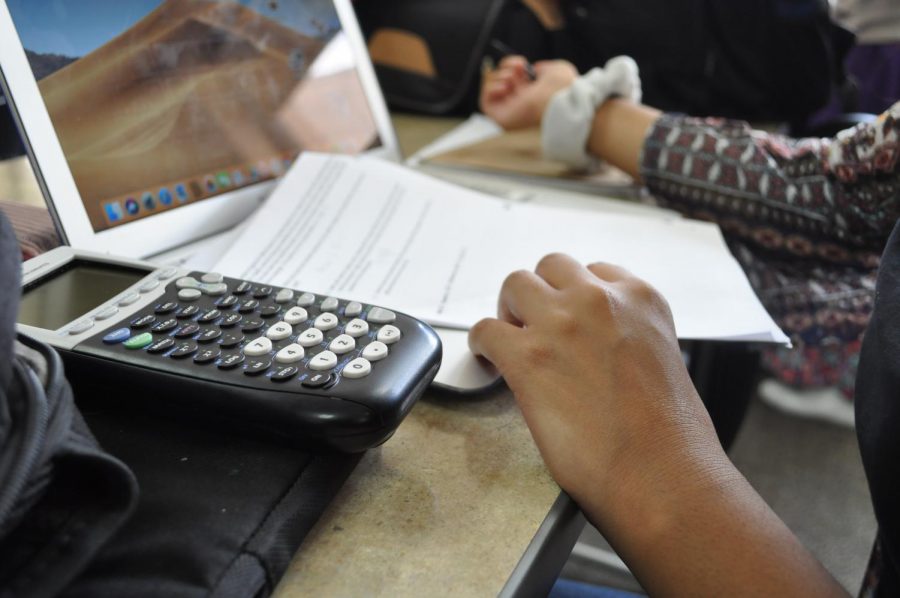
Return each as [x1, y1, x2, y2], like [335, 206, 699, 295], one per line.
[481, 61, 900, 254]
[467, 253, 847, 596]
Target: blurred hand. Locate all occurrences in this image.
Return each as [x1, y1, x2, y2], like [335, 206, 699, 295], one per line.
[468, 253, 722, 522]
[480, 57, 578, 130]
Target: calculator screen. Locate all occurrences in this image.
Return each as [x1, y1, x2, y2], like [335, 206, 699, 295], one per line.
[19, 261, 147, 330]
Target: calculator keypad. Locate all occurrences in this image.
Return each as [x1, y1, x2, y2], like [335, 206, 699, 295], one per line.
[104, 274, 411, 385]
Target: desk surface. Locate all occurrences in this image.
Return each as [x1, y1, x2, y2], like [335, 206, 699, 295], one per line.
[274, 115, 565, 597]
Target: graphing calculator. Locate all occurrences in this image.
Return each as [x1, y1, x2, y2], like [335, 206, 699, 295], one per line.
[17, 247, 442, 452]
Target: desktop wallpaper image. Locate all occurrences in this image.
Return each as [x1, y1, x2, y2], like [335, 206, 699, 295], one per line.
[7, 0, 378, 231]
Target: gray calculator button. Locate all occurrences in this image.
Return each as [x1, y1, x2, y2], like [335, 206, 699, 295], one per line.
[94, 306, 119, 321]
[328, 334, 356, 355]
[297, 292, 316, 307]
[200, 283, 228, 296]
[362, 341, 389, 362]
[176, 276, 200, 289]
[275, 289, 295, 304]
[342, 358, 372, 379]
[344, 319, 369, 338]
[266, 321, 293, 341]
[68, 319, 94, 335]
[118, 292, 140, 306]
[275, 343, 305, 364]
[376, 325, 402, 345]
[314, 313, 338, 331]
[344, 301, 363, 317]
[157, 267, 178, 280]
[139, 279, 160, 293]
[320, 297, 339, 312]
[309, 350, 338, 371]
[243, 337, 273, 357]
[283, 306, 308, 325]
[178, 288, 202, 301]
[367, 307, 396, 324]
[201, 272, 224, 284]
[297, 328, 324, 348]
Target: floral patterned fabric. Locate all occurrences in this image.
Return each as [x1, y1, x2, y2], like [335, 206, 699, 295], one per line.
[639, 102, 900, 399]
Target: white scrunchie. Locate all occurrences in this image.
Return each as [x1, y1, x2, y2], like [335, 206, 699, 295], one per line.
[541, 56, 642, 169]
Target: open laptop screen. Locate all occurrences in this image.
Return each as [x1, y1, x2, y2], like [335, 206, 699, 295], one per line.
[6, 0, 382, 233]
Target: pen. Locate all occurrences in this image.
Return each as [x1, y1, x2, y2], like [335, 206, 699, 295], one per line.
[488, 39, 537, 81]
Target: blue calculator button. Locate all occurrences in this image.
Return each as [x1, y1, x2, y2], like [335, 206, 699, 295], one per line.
[102, 328, 131, 344]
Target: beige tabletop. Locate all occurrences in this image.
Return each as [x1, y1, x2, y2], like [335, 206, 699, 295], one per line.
[274, 115, 572, 597]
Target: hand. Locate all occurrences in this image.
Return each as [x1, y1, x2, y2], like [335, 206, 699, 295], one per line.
[480, 57, 578, 130]
[468, 253, 723, 524]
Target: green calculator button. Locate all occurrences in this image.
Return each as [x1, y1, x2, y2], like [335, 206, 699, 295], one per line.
[124, 332, 154, 350]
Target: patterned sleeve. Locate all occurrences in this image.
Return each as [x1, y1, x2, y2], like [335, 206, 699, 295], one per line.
[639, 102, 900, 264]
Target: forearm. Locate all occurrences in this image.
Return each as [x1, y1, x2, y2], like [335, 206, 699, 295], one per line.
[585, 98, 661, 181]
[583, 437, 846, 597]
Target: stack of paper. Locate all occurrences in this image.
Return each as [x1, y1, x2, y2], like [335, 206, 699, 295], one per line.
[212, 153, 788, 344]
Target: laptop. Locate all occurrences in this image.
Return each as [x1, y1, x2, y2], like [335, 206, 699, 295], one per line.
[0, 0, 498, 391]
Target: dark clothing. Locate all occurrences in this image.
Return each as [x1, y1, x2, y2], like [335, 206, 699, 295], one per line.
[856, 221, 900, 596]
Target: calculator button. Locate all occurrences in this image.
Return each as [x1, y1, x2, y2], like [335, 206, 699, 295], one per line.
[234, 281, 252, 295]
[238, 299, 259, 313]
[176, 276, 200, 289]
[314, 313, 338, 331]
[309, 350, 338, 371]
[155, 302, 179, 315]
[131, 314, 157, 329]
[102, 328, 131, 344]
[266, 322, 292, 341]
[244, 359, 271, 376]
[275, 343, 305, 364]
[344, 319, 369, 338]
[244, 337, 273, 356]
[297, 292, 316, 307]
[366, 307, 396, 324]
[177, 305, 200, 319]
[124, 332, 153, 350]
[377, 325, 402, 345]
[216, 295, 239, 309]
[220, 333, 245, 348]
[147, 337, 176, 354]
[157, 267, 178, 280]
[321, 297, 340, 312]
[94, 306, 119, 321]
[198, 309, 221, 324]
[241, 319, 264, 333]
[139, 279, 160, 293]
[68, 319, 94, 335]
[329, 334, 356, 355]
[178, 289, 202, 302]
[198, 328, 222, 343]
[344, 301, 363, 317]
[152, 318, 178, 333]
[220, 313, 243, 327]
[362, 341, 389, 362]
[194, 347, 220, 364]
[118, 292, 140, 306]
[284, 306, 308, 325]
[275, 289, 294, 304]
[302, 372, 336, 389]
[260, 305, 281, 318]
[201, 272, 223, 284]
[174, 323, 200, 338]
[271, 366, 299, 381]
[297, 328, 324, 347]
[342, 358, 372, 379]
[170, 341, 199, 359]
[218, 354, 245, 369]
[200, 283, 228, 296]
[253, 286, 273, 299]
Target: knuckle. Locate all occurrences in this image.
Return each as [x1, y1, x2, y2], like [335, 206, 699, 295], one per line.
[521, 338, 554, 366]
